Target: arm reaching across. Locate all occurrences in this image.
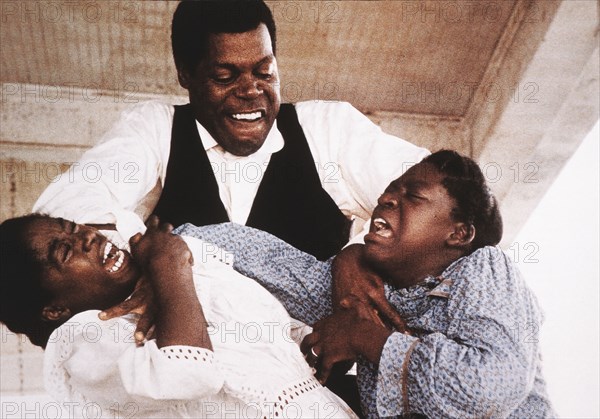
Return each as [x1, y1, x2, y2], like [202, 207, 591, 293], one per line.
[175, 223, 408, 332]
[131, 216, 211, 349]
[33, 102, 174, 243]
[175, 222, 334, 325]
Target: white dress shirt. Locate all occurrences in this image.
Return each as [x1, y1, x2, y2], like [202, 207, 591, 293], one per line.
[33, 100, 429, 245]
[197, 118, 283, 224]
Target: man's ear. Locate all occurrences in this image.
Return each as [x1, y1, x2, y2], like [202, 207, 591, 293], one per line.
[41, 305, 72, 322]
[177, 66, 191, 89]
[446, 223, 475, 248]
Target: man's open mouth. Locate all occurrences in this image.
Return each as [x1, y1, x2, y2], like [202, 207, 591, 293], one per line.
[229, 110, 264, 122]
[102, 242, 125, 273]
[373, 217, 393, 238]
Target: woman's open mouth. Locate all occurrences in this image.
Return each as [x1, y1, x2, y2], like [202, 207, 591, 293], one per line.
[372, 217, 393, 238]
[102, 242, 125, 273]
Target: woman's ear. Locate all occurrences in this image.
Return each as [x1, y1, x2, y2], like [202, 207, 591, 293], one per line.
[41, 305, 72, 322]
[447, 223, 475, 248]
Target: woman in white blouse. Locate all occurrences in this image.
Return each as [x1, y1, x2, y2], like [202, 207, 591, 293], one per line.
[0, 215, 357, 419]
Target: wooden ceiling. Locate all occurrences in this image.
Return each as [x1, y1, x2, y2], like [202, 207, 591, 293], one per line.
[0, 0, 517, 116]
[1, 1, 597, 246]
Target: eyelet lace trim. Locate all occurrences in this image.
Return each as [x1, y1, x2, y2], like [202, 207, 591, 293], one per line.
[225, 375, 322, 419]
[268, 376, 321, 418]
[161, 346, 214, 363]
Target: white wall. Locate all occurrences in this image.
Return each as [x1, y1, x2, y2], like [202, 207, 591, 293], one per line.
[513, 121, 599, 418]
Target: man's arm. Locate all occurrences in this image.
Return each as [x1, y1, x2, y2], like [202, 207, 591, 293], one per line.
[33, 101, 174, 243]
[297, 101, 430, 317]
[296, 100, 429, 243]
[332, 244, 410, 332]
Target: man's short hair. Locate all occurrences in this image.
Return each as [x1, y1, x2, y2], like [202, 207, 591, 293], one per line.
[172, 0, 277, 74]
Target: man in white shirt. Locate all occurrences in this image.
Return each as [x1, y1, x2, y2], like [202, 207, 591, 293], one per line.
[32, 1, 428, 412]
[33, 0, 428, 259]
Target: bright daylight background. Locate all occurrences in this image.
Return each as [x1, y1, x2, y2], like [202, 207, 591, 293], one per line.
[513, 121, 599, 418]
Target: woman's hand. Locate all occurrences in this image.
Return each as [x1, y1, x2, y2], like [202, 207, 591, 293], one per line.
[99, 276, 156, 345]
[129, 216, 194, 277]
[301, 301, 393, 383]
[131, 216, 210, 349]
[99, 216, 199, 346]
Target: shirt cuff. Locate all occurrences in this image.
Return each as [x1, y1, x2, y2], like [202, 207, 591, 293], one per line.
[160, 345, 215, 364]
[118, 341, 223, 401]
[114, 210, 147, 242]
[376, 332, 419, 417]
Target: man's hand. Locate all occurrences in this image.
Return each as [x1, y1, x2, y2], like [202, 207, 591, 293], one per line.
[332, 244, 409, 333]
[301, 301, 392, 383]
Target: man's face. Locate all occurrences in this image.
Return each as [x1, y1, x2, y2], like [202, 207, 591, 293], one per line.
[25, 218, 139, 315]
[363, 162, 458, 287]
[182, 23, 281, 156]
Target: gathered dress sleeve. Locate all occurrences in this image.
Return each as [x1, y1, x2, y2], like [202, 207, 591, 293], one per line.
[44, 310, 222, 416]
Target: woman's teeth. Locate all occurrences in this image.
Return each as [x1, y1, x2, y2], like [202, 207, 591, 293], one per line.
[373, 218, 393, 238]
[102, 242, 125, 273]
[110, 251, 124, 273]
[102, 242, 112, 263]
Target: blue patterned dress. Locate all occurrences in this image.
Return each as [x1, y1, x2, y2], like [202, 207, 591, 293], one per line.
[175, 223, 555, 418]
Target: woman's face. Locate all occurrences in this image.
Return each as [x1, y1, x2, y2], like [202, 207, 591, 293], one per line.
[363, 162, 458, 286]
[24, 217, 139, 314]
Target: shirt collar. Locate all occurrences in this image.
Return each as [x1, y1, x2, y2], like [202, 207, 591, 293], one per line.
[424, 253, 473, 298]
[195, 119, 284, 157]
[419, 253, 478, 298]
[426, 277, 453, 298]
[384, 262, 462, 322]
[385, 273, 453, 301]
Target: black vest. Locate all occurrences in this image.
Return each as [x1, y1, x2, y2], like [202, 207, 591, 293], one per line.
[152, 104, 350, 260]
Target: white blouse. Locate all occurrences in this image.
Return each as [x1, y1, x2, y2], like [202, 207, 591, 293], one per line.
[44, 236, 357, 418]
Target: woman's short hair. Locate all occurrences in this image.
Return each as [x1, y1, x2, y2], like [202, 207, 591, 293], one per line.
[0, 214, 55, 347]
[422, 150, 503, 251]
[172, 0, 277, 74]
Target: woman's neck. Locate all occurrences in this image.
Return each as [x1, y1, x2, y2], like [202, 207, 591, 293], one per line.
[375, 252, 462, 290]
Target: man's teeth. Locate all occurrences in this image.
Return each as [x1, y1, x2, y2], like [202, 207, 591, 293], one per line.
[373, 218, 393, 238]
[231, 111, 262, 121]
